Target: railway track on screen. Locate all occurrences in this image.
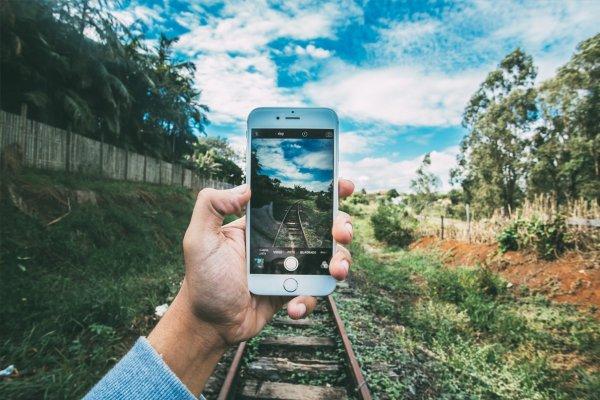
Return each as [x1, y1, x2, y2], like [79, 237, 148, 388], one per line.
[273, 201, 309, 249]
[204, 284, 372, 400]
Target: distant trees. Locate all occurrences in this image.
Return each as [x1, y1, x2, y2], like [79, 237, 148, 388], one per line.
[529, 34, 600, 203]
[453, 35, 599, 217]
[0, 0, 241, 182]
[386, 188, 400, 199]
[452, 49, 537, 216]
[409, 152, 441, 212]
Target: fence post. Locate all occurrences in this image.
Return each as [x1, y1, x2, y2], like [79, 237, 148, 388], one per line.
[466, 204, 471, 243]
[124, 148, 129, 181]
[143, 152, 147, 182]
[99, 133, 104, 176]
[440, 215, 444, 240]
[20, 103, 28, 155]
[66, 129, 72, 172]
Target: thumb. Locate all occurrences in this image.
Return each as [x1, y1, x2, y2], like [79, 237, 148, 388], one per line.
[189, 184, 250, 234]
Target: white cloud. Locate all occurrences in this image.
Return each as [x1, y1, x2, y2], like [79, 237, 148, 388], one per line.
[176, 1, 357, 55]
[285, 44, 332, 59]
[305, 65, 485, 126]
[341, 146, 459, 192]
[294, 150, 331, 169]
[173, 0, 361, 124]
[255, 140, 313, 182]
[193, 52, 303, 124]
[111, 4, 164, 27]
[340, 132, 369, 154]
[369, 1, 600, 84]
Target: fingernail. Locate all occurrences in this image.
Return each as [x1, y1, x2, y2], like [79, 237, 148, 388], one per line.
[296, 303, 307, 318]
[232, 184, 248, 194]
[345, 222, 353, 236]
[340, 259, 349, 275]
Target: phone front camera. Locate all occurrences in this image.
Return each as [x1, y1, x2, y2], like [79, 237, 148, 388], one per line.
[276, 116, 280, 120]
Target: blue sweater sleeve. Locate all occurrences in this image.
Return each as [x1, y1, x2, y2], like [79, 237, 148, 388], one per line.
[84, 337, 205, 400]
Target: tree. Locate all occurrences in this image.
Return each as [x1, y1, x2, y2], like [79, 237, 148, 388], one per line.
[529, 34, 600, 203]
[410, 153, 440, 210]
[0, 0, 211, 167]
[185, 137, 243, 184]
[451, 49, 538, 216]
[386, 188, 400, 199]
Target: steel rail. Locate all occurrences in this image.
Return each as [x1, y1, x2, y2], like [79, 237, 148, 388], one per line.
[295, 202, 309, 247]
[216, 294, 371, 399]
[327, 294, 372, 400]
[272, 201, 299, 246]
[216, 341, 246, 400]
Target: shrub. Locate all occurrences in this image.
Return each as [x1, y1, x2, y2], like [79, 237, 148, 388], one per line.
[497, 216, 569, 259]
[370, 203, 417, 247]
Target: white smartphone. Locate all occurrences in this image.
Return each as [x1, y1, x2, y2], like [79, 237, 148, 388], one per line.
[246, 107, 338, 296]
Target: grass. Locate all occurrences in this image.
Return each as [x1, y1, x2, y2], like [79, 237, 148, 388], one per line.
[0, 169, 195, 399]
[336, 200, 600, 399]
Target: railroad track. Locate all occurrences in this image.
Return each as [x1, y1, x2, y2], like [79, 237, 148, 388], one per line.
[273, 202, 309, 249]
[205, 283, 371, 400]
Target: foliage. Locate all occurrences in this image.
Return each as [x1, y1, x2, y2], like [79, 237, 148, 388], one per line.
[452, 49, 537, 217]
[498, 216, 570, 259]
[348, 192, 370, 205]
[184, 137, 243, 184]
[453, 36, 599, 217]
[0, 0, 210, 164]
[0, 170, 193, 399]
[370, 203, 417, 247]
[386, 188, 400, 199]
[345, 206, 600, 399]
[409, 153, 440, 212]
[529, 33, 600, 203]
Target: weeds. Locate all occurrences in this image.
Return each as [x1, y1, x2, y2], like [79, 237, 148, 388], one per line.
[336, 200, 600, 398]
[0, 170, 193, 399]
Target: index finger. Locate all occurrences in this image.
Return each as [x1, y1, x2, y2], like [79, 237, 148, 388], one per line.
[339, 178, 354, 198]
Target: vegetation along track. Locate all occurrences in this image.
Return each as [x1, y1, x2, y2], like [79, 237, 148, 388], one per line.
[206, 282, 371, 400]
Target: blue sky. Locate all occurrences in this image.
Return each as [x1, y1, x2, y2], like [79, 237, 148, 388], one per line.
[109, 0, 600, 192]
[253, 138, 333, 192]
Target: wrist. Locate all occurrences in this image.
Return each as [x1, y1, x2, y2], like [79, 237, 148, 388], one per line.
[148, 284, 227, 396]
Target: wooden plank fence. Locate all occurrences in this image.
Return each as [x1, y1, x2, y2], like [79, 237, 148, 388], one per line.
[0, 109, 232, 191]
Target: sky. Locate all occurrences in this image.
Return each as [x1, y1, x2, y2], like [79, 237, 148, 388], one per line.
[253, 138, 334, 192]
[109, 0, 600, 192]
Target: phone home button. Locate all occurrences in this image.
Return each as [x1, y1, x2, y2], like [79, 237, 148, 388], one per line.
[283, 278, 298, 293]
[283, 256, 299, 271]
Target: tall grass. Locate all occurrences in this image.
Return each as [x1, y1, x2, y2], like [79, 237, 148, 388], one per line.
[416, 195, 599, 250]
[0, 170, 194, 399]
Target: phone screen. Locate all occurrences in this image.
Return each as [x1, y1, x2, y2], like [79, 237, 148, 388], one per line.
[249, 128, 334, 275]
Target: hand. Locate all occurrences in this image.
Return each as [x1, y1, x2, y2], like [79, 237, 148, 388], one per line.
[148, 179, 355, 396]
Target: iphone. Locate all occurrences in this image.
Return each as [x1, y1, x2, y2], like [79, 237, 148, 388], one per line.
[246, 107, 338, 296]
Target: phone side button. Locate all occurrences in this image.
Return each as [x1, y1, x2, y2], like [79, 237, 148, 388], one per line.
[283, 278, 298, 293]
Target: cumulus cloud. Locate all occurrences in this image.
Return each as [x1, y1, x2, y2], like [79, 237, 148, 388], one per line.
[341, 146, 459, 193]
[111, 3, 165, 27]
[285, 44, 332, 59]
[339, 131, 369, 154]
[305, 65, 485, 126]
[193, 52, 302, 124]
[170, 0, 359, 124]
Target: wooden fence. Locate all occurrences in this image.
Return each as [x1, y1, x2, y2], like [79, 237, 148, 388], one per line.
[0, 109, 232, 190]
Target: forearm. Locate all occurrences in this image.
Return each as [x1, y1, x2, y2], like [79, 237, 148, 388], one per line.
[147, 284, 227, 397]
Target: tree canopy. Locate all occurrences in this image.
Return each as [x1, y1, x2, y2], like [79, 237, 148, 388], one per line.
[452, 36, 599, 217]
[1, 0, 242, 183]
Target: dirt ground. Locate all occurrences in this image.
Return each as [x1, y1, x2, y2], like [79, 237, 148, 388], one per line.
[411, 236, 600, 314]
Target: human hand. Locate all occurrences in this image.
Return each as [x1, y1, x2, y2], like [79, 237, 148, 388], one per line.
[148, 179, 354, 395]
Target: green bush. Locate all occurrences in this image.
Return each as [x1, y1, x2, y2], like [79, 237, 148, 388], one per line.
[498, 216, 569, 259]
[348, 192, 369, 205]
[370, 203, 417, 247]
